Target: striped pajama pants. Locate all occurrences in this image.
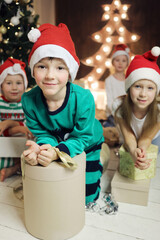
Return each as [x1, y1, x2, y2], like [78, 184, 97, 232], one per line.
[85, 137, 104, 205]
[0, 157, 15, 170]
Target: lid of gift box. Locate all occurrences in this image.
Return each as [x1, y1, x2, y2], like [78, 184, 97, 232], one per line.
[111, 171, 150, 192]
[0, 137, 26, 157]
[21, 151, 86, 182]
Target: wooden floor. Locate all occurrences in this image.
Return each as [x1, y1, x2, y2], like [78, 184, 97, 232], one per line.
[0, 154, 160, 240]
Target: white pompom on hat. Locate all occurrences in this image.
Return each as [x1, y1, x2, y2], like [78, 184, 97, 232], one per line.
[28, 23, 80, 82]
[0, 57, 28, 93]
[125, 46, 160, 94]
[112, 44, 130, 62]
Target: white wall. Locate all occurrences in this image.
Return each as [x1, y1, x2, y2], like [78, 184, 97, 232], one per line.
[33, 0, 56, 25]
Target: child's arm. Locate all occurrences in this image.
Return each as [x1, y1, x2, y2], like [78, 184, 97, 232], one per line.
[117, 117, 137, 156]
[7, 125, 34, 139]
[23, 140, 40, 165]
[138, 122, 160, 152]
[117, 117, 151, 169]
[0, 119, 20, 135]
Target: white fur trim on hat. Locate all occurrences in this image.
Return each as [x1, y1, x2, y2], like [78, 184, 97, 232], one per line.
[112, 50, 130, 62]
[29, 45, 79, 82]
[0, 64, 28, 93]
[27, 28, 41, 43]
[125, 67, 160, 93]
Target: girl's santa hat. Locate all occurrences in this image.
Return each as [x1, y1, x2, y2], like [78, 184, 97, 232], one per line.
[28, 23, 80, 82]
[125, 46, 160, 94]
[112, 44, 130, 62]
[0, 58, 28, 92]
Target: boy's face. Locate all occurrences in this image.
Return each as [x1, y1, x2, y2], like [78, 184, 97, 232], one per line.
[112, 55, 128, 73]
[33, 57, 69, 99]
[1, 74, 25, 102]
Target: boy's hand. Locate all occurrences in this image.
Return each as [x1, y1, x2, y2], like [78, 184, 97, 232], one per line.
[37, 144, 58, 167]
[23, 140, 40, 165]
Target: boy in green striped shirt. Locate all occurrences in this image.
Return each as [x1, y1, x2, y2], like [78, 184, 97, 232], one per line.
[22, 23, 104, 204]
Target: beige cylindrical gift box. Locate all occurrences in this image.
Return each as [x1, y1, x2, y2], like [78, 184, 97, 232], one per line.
[22, 152, 86, 240]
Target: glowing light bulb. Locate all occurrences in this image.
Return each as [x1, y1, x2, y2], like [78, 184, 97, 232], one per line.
[106, 27, 111, 32]
[119, 27, 124, 32]
[123, 5, 128, 11]
[114, 16, 119, 22]
[94, 34, 100, 40]
[104, 14, 110, 20]
[105, 60, 111, 67]
[86, 58, 92, 64]
[96, 68, 102, 73]
[88, 76, 93, 82]
[96, 55, 101, 61]
[104, 6, 110, 11]
[106, 37, 111, 43]
[119, 37, 124, 42]
[121, 13, 127, 19]
[91, 82, 98, 90]
[131, 35, 137, 41]
[103, 46, 110, 52]
[114, 0, 120, 7]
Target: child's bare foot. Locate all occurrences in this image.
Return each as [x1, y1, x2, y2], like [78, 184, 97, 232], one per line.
[0, 164, 20, 182]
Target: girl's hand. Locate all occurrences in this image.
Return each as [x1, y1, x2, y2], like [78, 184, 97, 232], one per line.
[37, 144, 58, 167]
[134, 148, 151, 170]
[23, 140, 40, 165]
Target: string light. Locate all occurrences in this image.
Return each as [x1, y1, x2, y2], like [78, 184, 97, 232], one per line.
[103, 46, 110, 52]
[131, 35, 137, 41]
[119, 27, 124, 32]
[113, 16, 119, 22]
[96, 55, 102, 61]
[104, 14, 110, 20]
[94, 34, 100, 40]
[106, 27, 111, 32]
[96, 68, 102, 74]
[86, 58, 92, 64]
[123, 5, 128, 11]
[114, 0, 120, 7]
[105, 60, 111, 67]
[88, 76, 93, 82]
[121, 13, 127, 19]
[106, 37, 111, 43]
[104, 6, 110, 11]
[118, 36, 124, 42]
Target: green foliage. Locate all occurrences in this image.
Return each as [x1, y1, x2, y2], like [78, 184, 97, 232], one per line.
[0, 0, 39, 86]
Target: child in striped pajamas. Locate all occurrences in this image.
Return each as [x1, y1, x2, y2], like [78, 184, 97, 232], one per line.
[22, 23, 104, 205]
[0, 58, 33, 181]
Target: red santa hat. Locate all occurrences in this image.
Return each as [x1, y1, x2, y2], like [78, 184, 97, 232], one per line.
[28, 23, 80, 82]
[112, 44, 130, 62]
[0, 57, 28, 92]
[125, 46, 160, 94]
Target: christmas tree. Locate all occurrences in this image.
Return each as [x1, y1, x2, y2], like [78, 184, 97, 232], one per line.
[0, 0, 39, 86]
[82, 0, 140, 89]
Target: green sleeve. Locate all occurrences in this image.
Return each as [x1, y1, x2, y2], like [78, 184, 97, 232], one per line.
[22, 92, 58, 146]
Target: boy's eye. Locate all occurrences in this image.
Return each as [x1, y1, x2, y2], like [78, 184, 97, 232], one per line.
[148, 86, 154, 90]
[37, 65, 45, 69]
[58, 66, 65, 70]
